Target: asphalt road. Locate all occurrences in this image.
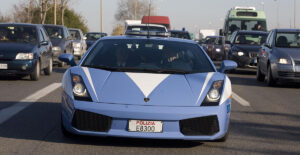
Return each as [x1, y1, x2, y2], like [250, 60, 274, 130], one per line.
[0, 65, 299, 155]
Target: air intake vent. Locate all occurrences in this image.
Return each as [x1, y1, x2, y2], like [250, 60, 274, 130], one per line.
[180, 115, 219, 136]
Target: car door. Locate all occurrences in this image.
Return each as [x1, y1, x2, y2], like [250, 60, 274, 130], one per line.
[64, 27, 73, 53]
[38, 28, 47, 69]
[261, 31, 274, 73]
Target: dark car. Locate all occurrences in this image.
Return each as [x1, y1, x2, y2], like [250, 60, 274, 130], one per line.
[85, 32, 107, 49]
[0, 23, 53, 80]
[203, 36, 227, 61]
[257, 29, 300, 86]
[43, 24, 73, 67]
[202, 36, 217, 56]
[169, 30, 191, 40]
[228, 30, 268, 68]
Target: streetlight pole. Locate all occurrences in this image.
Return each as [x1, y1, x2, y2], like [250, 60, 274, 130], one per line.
[294, 0, 296, 28]
[134, 0, 137, 20]
[54, 0, 56, 25]
[100, 0, 103, 32]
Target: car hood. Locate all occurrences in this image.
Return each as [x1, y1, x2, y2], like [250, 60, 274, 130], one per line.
[0, 42, 35, 59]
[276, 48, 300, 60]
[50, 38, 64, 46]
[67, 67, 229, 107]
[233, 44, 261, 53]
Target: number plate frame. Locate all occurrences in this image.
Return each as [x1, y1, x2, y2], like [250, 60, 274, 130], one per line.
[128, 120, 163, 133]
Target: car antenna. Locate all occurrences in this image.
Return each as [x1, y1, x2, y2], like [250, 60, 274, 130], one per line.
[147, 0, 151, 39]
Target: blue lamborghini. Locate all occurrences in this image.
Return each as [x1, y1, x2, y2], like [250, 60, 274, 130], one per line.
[59, 35, 237, 141]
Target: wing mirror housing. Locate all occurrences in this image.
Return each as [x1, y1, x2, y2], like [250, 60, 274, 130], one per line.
[58, 54, 77, 66]
[219, 60, 237, 73]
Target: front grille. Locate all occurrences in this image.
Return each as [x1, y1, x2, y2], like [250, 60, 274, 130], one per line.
[278, 71, 300, 78]
[294, 60, 300, 66]
[249, 52, 258, 58]
[180, 115, 219, 136]
[72, 110, 112, 132]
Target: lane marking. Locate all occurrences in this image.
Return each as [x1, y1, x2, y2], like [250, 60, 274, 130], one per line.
[232, 92, 251, 107]
[0, 83, 62, 124]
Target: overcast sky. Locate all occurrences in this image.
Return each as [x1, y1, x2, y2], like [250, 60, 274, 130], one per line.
[1, 0, 299, 34]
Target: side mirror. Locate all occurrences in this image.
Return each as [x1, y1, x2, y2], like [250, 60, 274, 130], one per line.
[58, 54, 76, 66]
[264, 43, 272, 49]
[219, 60, 237, 73]
[40, 41, 48, 46]
[219, 29, 224, 36]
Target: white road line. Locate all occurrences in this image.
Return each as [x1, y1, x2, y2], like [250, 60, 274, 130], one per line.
[0, 83, 61, 124]
[232, 92, 251, 107]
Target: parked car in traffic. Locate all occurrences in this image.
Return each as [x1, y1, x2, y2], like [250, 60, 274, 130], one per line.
[0, 23, 53, 80]
[85, 32, 107, 49]
[169, 30, 191, 40]
[43, 24, 73, 67]
[228, 30, 268, 68]
[58, 31, 237, 142]
[68, 28, 87, 59]
[202, 36, 218, 55]
[257, 29, 300, 86]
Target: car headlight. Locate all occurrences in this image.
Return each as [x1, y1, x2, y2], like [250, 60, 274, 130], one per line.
[278, 58, 291, 64]
[238, 51, 244, 56]
[15, 53, 33, 60]
[52, 46, 61, 51]
[202, 80, 224, 106]
[71, 74, 92, 101]
[73, 43, 81, 48]
[216, 48, 221, 52]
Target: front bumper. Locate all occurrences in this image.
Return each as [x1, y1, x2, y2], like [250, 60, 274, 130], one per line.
[272, 63, 300, 82]
[231, 55, 257, 67]
[61, 92, 231, 140]
[0, 59, 37, 75]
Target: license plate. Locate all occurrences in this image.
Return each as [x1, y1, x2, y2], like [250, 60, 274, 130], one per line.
[0, 64, 7, 69]
[128, 120, 163, 133]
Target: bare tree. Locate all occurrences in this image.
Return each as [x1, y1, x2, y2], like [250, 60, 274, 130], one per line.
[115, 0, 155, 23]
[59, 0, 70, 25]
[39, 0, 52, 24]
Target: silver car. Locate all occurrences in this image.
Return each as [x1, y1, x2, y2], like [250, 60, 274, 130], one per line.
[257, 29, 300, 86]
[68, 28, 87, 59]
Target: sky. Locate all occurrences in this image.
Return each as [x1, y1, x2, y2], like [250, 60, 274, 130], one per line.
[1, 0, 300, 35]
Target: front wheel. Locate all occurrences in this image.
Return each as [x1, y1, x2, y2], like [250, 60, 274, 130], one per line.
[267, 65, 276, 86]
[30, 60, 40, 81]
[256, 64, 265, 82]
[44, 57, 52, 75]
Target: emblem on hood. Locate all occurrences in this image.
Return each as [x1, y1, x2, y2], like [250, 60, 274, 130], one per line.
[144, 98, 150, 102]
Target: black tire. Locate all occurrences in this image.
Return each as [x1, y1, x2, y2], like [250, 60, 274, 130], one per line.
[44, 57, 53, 75]
[30, 60, 40, 81]
[267, 65, 276, 86]
[256, 65, 265, 82]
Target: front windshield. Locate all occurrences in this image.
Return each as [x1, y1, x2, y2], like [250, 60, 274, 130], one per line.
[204, 37, 217, 44]
[234, 33, 267, 45]
[0, 25, 37, 44]
[44, 26, 64, 39]
[170, 32, 191, 39]
[82, 39, 214, 74]
[69, 30, 81, 40]
[86, 33, 102, 41]
[276, 32, 300, 48]
[228, 20, 266, 34]
[127, 26, 166, 32]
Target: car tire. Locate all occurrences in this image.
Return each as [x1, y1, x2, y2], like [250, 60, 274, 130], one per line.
[267, 65, 276, 86]
[30, 60, 40, 81]
[256, 65, 265, 82]
[44, 57, 53, 75]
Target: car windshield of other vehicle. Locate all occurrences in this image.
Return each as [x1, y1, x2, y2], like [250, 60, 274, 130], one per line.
[86, 33, 101, 41]
[234, 33, 267, 45]
[69, 30, 81, 40]
[275, 32, 300, 48]
[0, 25, 37, 44]
[83, 39, 214, 74]
[204, 37, 217, 44]
[170, 32, 191, 39]
[127, 26, 166, 32]
[44, 26, 64, 39]
[228, 20, 266, 34]
[215, 37, 223, 45]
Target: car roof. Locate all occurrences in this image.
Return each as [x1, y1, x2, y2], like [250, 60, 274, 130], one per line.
[0, 23, 40, 27]
[101, 35, 197, 44]
[274, 28, 300, 33]
[68, 28, 81, 31]
[43, 24, 66, 28]
[128, 24, 167, 28]
[236, 30, 268, 34]
[86, 32, 107, 34]
[170, 30, 189, 33]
